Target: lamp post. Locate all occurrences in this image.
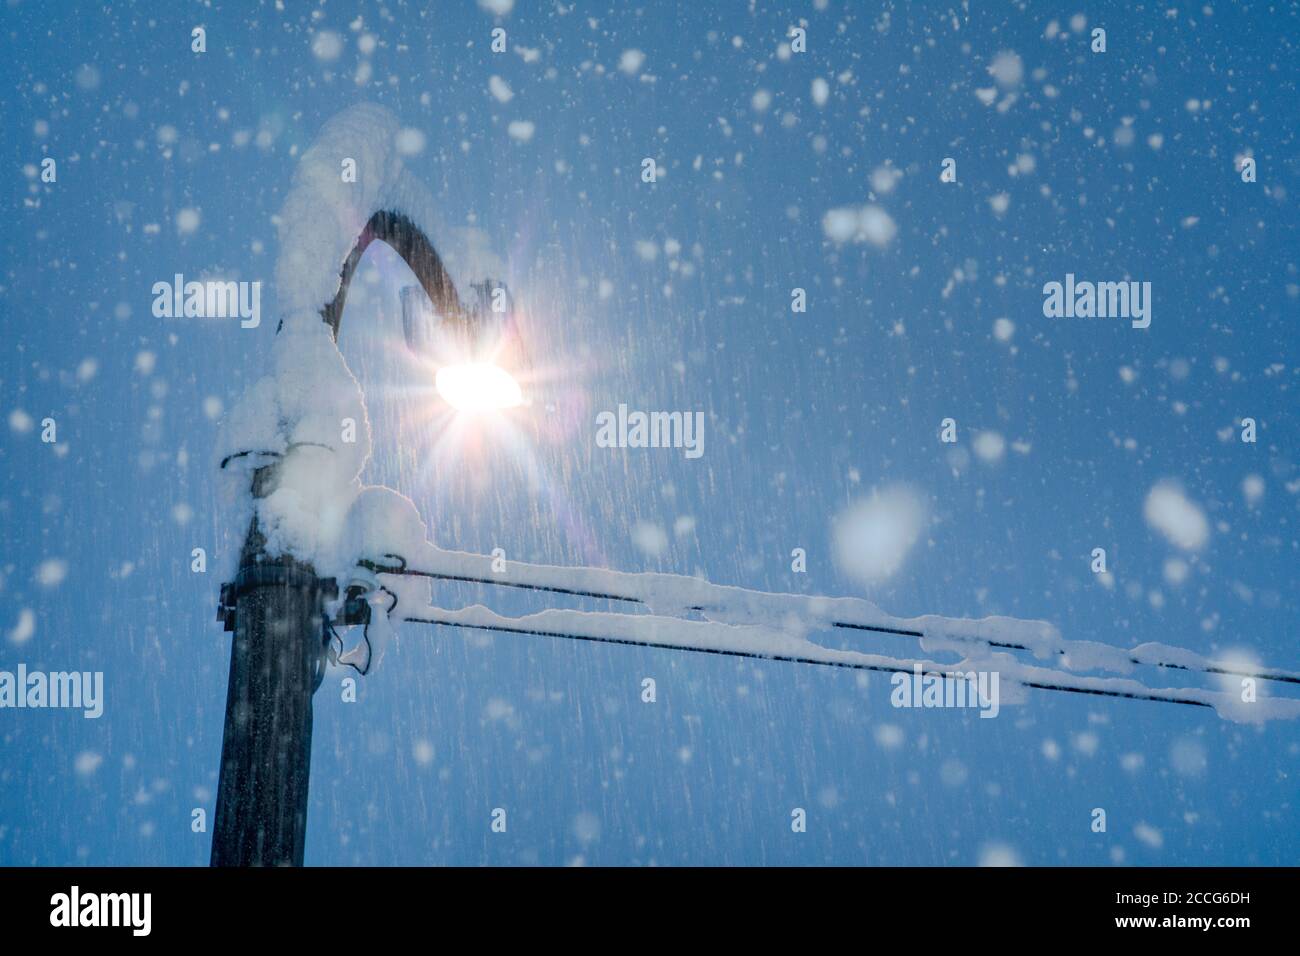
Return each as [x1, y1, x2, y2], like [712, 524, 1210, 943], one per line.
[210, 209, 476, 866]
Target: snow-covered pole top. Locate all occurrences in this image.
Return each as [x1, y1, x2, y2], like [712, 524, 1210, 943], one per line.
[275, 103, 476, 335]
[276, 103, 406, 319]
[217, 104, 477, 578]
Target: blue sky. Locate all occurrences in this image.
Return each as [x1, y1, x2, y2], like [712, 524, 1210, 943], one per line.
[1, 1, 1297, 865]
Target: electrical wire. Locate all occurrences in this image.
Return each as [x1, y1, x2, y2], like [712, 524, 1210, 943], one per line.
[398, 610, 1214, 709]
[360, 553, 1300, 688]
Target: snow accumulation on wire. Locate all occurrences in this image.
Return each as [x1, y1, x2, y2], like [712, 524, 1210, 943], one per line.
[401, 603, 1266, 716]
[215, 104, 1300, 725]
[376, 542, 1300, 724]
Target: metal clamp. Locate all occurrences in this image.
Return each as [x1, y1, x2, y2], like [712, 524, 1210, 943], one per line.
[217, 564, 339, 632]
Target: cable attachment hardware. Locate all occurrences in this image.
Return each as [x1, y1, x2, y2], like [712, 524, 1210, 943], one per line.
[324, 579, 389, 677]
[359, 553, 409, 575]
[217, 564, 338, 632]
[334, 584, 374, 628]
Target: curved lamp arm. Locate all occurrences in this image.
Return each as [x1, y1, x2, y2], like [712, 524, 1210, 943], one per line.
[319, 209, 469, 341]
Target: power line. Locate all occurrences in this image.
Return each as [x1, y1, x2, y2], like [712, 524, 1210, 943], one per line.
[397, 610, 1214, 710]
[360, 555, 1300, 687]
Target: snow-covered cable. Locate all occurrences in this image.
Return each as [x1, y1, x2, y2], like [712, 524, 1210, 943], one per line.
[361, 553, 1300, 688]
[395, 604, 1300, 720]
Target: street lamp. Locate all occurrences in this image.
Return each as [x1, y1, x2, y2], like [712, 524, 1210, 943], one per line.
[400, 279, 527, 412]
[213, 199, 515, 865]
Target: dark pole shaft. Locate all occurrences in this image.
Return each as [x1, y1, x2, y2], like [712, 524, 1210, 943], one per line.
[211, 514, 330, 867]
[210, 196, 457, 866]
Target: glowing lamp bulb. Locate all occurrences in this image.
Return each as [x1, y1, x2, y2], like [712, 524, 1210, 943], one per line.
[435, 362, 524, 412]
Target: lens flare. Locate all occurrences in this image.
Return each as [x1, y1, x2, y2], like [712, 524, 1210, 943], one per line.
[435, 362, 524, 412]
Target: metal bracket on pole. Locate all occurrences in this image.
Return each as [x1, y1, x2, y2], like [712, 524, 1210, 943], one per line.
[218, 566, 339, 632]
[334, 584, 373, 627]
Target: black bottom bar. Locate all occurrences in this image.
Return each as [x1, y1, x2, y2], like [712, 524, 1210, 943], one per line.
[0, 866, 1289, 941]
